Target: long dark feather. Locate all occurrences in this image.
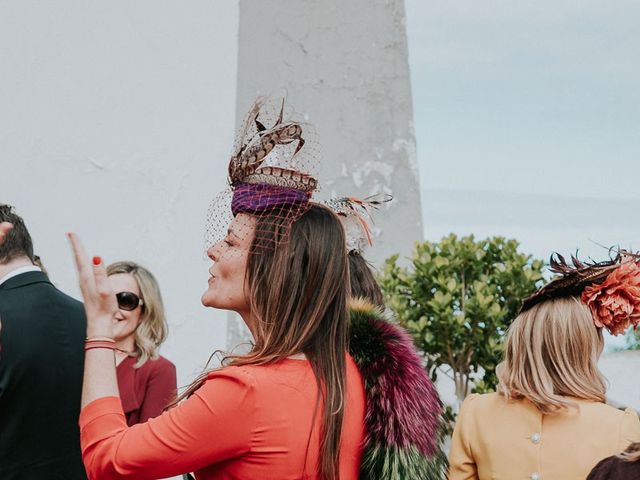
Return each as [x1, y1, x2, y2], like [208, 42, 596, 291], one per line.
[520, 249, 634, 312]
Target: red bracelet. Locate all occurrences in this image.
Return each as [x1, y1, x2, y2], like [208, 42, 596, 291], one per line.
[85, 336, 115, 342]
[84, 340, 117, 351]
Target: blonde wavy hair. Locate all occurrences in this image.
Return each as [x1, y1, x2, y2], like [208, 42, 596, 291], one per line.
[497, 296, 606, 414]
[107, 261, 168, 368]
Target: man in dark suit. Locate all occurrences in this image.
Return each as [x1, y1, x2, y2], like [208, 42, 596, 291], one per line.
[0, 204, 87, 480]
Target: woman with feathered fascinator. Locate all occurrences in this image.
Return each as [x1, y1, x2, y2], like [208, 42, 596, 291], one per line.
[325, 195, 449, 479]
[70, 98, 367, 480]
[449, 250, 640, 480]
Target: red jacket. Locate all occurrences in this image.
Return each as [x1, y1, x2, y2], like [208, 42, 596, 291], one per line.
[80, 356, 365, 480]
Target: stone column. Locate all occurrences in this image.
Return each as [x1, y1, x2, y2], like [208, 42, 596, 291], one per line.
[229, 0, 422, 348]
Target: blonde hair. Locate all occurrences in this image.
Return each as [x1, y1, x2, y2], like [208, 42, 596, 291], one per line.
[107, 261, 168, 368]
[497, 296, 606, 414]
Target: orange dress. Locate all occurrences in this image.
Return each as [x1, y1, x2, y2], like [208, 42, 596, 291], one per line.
[80, 355, 366, 480]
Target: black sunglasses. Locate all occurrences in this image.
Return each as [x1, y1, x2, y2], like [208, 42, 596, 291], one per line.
[116, 291, 144, 311]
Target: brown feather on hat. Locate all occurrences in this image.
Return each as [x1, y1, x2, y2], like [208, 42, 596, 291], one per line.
[520, 250, 640, 335]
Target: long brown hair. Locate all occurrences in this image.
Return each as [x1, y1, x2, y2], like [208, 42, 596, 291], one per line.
[178, 203, 349, 479]
[348, 251, 384, 308]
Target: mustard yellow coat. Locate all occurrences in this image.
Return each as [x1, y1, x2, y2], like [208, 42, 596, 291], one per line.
[449, 393, 640, 480]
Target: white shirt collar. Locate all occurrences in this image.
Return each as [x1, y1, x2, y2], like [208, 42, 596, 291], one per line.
[0, 265, 43, 287]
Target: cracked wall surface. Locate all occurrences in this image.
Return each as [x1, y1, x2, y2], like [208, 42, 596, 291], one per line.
[228, 0, 423, 348]
[236, 0, 422, 263]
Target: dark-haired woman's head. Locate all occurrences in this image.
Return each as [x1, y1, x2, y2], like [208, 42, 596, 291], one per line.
[348, 251, 384, 308]
[202, 204, 349, 347]
[202, 202, 349, 479]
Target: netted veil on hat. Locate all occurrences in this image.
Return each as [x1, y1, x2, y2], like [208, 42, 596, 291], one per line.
[205, 98, 321, 252]
[323, 194, 392, 254]
[521, 251, 640, 336]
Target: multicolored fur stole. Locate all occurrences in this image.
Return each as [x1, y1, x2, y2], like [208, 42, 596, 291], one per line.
[348, 298, 448, 480]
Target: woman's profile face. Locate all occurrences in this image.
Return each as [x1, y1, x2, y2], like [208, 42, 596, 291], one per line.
[107, 273, 143, 343]
[202, 213, 255, 318]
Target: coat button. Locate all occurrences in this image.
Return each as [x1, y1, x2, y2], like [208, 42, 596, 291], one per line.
[531, 473, 540, 480]
[531, 433, 541, 444]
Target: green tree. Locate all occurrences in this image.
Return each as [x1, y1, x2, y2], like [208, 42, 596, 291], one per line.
[624, 329, 640, 350]
[379, 234, 544, 405]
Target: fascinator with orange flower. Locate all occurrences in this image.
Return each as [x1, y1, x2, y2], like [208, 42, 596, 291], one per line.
[521, 251, 640, 335]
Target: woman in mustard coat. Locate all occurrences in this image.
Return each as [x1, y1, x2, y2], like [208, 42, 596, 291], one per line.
[449, 254, 640, 480]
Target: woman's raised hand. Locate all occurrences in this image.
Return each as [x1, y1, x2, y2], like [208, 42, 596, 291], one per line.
[67, 232, 118, 338]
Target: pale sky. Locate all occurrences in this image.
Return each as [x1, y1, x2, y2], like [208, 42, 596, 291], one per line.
[405, 0, 640, 348]
[406, 0, 639, 259]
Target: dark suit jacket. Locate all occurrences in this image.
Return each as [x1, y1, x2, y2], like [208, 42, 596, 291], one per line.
[0, 271, 87, 480]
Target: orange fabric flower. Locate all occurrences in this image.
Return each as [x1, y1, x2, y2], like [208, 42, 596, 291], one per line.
[581, 261, 640, 335]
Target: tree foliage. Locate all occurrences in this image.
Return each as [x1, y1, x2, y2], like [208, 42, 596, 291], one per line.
[624, 329, 640, 350]
[379, 234, 544, 404]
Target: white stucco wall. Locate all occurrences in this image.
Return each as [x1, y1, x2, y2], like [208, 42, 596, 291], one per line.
[228, 0, 422, 347]
[0, 1, 240, 388]
[236, 0, 422, 267]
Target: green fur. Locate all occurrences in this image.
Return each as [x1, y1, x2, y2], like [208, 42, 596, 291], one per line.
[348, 302, 450, 479]
[360, 444, 449, 480]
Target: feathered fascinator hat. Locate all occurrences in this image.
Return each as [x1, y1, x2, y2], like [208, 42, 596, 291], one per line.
[323, 194, 392, 254]
[521, 251, 640, 335]
[205, 98, 320, 251]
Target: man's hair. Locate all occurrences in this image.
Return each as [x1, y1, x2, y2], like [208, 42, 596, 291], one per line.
[0, 204, 34, 264]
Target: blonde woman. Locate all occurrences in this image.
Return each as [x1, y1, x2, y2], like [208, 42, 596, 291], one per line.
[449, 253, 640, 480]
[106, 261, 176, 426]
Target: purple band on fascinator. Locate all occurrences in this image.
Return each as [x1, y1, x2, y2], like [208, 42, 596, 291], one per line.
[231, 182, 310, 215]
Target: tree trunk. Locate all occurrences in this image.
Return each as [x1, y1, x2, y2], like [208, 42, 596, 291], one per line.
[454, 373, 470, 408]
